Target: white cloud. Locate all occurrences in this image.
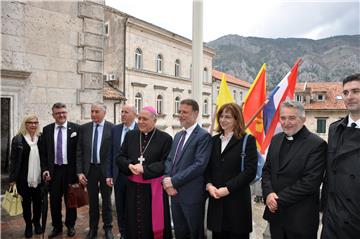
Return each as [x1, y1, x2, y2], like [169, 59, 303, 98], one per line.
[106, 0, 360, 41]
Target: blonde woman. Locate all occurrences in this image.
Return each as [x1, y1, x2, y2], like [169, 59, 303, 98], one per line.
[9, 114, 43, 238]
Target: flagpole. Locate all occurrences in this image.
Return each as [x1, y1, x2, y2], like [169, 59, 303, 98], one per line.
[244, 99, 269, 130]
[209, 105, 218, 135]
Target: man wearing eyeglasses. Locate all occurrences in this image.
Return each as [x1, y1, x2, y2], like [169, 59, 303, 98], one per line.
[40, 102, 79, 237]
[321, 74, 360, 239]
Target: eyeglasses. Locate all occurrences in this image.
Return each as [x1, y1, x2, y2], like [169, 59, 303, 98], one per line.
[53, 111, 67, 115]
[26, 121, 39, 125]
[342, 88, 360, 97]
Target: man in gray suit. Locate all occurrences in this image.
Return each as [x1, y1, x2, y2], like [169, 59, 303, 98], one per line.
[76, 103, 114, 239]
[163, 99, 212, 239]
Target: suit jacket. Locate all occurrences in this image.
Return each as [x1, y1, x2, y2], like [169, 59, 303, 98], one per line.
[321, 116, 360, 239]
[76, 121, 113, 176]
[206, 134, 257, 234]
[164, 124, 212, 204]
[262, 126, 327, 234]
[40, 122, 79, 183]
[106, 123, 137, 182]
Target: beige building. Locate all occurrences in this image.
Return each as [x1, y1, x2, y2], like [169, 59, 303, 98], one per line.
[104, 6, 215, 135]
[212, 69, 251, 109]
[295, 82, 347, 141]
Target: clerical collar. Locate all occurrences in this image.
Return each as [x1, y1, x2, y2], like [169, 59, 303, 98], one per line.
[285, 126, 305, 141]
[142, 128, 155, 137]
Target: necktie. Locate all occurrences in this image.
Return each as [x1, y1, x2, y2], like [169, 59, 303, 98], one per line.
[351, 122, 357, 128]
[92, 124, 99, 164]
[56, 126, 63, 165]
[172, 130, 187, 173]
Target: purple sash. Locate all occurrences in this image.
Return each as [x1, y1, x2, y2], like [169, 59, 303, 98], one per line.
[128, 174, 164, 239]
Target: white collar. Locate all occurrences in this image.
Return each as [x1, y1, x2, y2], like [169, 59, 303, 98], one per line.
[348, 116, 360, 128]
[55, 121, 68, 129]
[184, 123, 197, 136]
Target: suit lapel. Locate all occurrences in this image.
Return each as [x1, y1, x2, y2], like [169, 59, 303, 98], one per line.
[279, 128, 310, 171]
[67, 122, 73, 153]
[177, 125, 199, 160]
[272, 134, 283, 173]
[49, 123, 56, 164]
[221, 135, 238, 156]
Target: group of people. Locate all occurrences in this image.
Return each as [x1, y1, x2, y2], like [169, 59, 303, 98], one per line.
[8, 73, 359, 239]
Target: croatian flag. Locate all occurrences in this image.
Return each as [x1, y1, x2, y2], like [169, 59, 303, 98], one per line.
[261, 59, 301, 154]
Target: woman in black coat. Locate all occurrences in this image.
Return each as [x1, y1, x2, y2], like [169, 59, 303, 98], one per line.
[206, 103, 258, 239]
[9, 114, 43, 238]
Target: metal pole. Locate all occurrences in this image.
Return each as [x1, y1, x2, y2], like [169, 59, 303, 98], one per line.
[192, 0, 203, 121]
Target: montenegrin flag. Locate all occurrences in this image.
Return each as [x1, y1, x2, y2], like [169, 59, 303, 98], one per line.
[243, 63, 266, 148]
[261, 59, 301, 154]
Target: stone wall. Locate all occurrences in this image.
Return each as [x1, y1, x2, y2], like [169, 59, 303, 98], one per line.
[1, 1, 108, 132]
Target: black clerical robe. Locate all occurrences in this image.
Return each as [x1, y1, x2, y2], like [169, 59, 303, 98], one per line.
[117, 128, 173, 239]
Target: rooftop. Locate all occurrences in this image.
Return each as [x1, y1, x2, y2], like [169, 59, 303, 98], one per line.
[295, 82, 346, 110]
[212, 69, 251, 88]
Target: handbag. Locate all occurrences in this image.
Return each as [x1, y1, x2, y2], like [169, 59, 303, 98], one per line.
[67, 183, 88, 208]
[1, 184, 23, 216]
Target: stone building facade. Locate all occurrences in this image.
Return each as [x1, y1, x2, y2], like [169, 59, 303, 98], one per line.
[104, 7, 215, 135]
[1, 0, 107, 167]
[212, 69, 251, 108]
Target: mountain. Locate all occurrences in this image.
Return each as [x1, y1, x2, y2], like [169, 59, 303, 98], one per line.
[207, 35, 360, 89]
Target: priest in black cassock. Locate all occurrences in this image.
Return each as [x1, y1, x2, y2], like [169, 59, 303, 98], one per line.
[116, 106, 173, 239]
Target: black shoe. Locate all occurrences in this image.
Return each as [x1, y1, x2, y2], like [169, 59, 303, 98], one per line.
[34, 223, 43, 234]
[105, 229, 114, 239]
[48, 228, 62, 238]
[67, 227, 76, 237]
[86, 229, 97, 239]
[25, 224, 33, 238]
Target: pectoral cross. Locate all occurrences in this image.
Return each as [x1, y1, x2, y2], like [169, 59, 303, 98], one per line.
[138, 155, 145, 165]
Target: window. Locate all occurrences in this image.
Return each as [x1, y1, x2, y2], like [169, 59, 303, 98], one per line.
[175, 59, 180, 77]
[135, 48, 142, 69]
[104, 22, 109, 36]
[239, 92, 243, 102]
[316, 118, 326, 133]
[233, 90, 237, 102]
[296, 94, 303, 102]
[156, 95, 163, 114]
[317, 94, 324, 101]
[174, 97, 180, 114]
[203, 67, 208, 83]
[216, 86, 220, 96]
[203, 99, 208, 115]
[135, 93, 143, 114]
[156, 54, 163, 73]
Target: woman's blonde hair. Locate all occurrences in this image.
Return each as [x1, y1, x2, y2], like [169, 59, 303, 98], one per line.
[17, 114, 41, 136]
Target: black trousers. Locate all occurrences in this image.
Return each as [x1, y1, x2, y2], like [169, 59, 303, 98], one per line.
[114, 174, 127, 234]
[87, 165, 113, 230]
[49, 165, 77, 229]
[212, 231, 249, 239]
[17, 183, 42, 226]
[270, 222, 317, 239]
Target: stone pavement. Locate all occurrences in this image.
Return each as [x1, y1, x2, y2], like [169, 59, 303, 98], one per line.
[1, 198, 268, 239]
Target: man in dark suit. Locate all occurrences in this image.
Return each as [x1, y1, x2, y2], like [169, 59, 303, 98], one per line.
[261, 100, 327, 239]
[76, 103, 114, 239]
[41, 102, 78, 238]
[163, 99, 212, 239]
[321, 74, 360, 239]
[106, 105, 137, 239]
